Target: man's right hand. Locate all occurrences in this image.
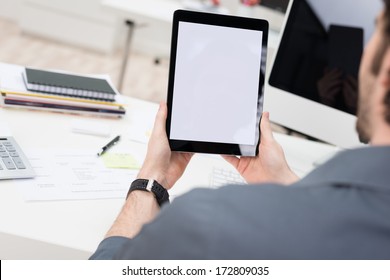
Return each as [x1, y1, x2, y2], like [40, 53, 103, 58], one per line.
[137, 102, 193, 190]
[222, 112, 299, 185]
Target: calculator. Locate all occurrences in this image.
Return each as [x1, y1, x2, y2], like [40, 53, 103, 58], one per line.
[0, 136, 35, 179]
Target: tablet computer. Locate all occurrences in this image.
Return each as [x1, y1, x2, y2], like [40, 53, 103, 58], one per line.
[166, 10, 268, 156]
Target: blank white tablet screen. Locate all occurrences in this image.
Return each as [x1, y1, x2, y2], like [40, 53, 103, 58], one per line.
[170, 22, 263, 145]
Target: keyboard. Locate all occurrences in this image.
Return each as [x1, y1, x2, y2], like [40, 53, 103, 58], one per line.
[0, 136, 35, 179]
[210, 167, 246, 187]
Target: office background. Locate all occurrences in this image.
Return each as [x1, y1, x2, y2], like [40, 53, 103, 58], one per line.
[0, 0, 286, 106]
[0, 0, 173, 104]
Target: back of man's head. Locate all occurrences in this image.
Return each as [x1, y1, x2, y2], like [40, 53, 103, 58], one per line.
[357, 0, 390, 143]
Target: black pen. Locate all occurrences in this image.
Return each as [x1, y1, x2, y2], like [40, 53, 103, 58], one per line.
[97, 135, 121, 156]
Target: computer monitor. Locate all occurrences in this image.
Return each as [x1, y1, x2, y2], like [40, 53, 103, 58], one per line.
[265, 0, 383, 148]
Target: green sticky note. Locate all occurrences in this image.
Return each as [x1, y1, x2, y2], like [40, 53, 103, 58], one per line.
[102, 153, 140, 169]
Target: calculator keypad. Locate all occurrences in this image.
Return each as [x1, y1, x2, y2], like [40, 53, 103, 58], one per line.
[0, 142, 22, 170]
[0, 137, 35, 179]
[12, 157, 26, 169]
[2, 157, 16, 170]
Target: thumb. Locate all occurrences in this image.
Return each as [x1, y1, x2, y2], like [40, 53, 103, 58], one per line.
[152, 102, 168, 135]
[260, 112, 274, 141]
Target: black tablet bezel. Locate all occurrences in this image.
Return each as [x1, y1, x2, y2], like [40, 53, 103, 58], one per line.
[166, 9, 268, 156]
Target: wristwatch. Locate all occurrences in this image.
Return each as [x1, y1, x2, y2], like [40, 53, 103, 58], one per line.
[126, 179, 170, 206]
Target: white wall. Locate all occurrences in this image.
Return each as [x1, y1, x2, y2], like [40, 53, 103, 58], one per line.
[0, 0, 285, 55]
[0, 0, 122, 53]
[308, 0, 382, 45]
[0, 0, 22, 21]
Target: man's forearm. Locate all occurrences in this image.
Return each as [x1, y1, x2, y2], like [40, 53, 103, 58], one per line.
[105, 190, 160, 239]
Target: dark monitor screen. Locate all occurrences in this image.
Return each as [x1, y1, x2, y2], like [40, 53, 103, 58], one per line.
[269, 0, 382, 116]
[260, 0, 289, 13]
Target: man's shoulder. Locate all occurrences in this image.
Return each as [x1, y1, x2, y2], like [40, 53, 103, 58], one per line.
[175, 182, 324, 207]
[167, 183, 320, 227]
[167, 181, 390, 259]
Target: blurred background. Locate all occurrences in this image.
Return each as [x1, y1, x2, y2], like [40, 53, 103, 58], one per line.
[0, 0, 288, 103]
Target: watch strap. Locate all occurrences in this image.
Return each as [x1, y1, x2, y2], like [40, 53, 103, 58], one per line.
[127, 179, 170, 206]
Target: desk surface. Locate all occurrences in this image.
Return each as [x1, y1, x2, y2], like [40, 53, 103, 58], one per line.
[0, 63, 339, 259]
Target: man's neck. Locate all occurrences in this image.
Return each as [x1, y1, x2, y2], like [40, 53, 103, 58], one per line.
[370, 123, 390, 146]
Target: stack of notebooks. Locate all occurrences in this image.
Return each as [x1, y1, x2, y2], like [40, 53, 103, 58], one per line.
[0, 67, 126, 117]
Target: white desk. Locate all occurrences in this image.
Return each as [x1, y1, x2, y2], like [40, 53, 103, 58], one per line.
[0, 64, 339, 259]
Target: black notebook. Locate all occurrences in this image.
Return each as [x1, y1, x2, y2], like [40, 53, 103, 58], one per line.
[23, 68, 117, 102]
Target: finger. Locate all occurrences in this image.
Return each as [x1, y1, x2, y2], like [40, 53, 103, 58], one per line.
[326, 87, 342, 97]
[324, 68, 342, 77]
[222, 155, 240, 169]
[260, 112, 274, 141]
[322, 84, 342, 96]
[328, 68, 343, 78]
[152, 102, 168, 135]
[343, 80, 353, 94]
[346, 75, 358, 88]
[327, 78, 343, 86]
[344, 78, 358, 94]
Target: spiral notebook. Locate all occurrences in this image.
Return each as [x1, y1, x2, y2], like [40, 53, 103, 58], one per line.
[23, 68, 117, 102]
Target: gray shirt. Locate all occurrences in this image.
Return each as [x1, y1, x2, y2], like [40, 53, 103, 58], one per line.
[90, 146, 390, 259]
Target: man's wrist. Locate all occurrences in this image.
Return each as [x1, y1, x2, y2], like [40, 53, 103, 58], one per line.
[106, 189, 159, 239]
[126, 189, 156, 201]
[127, 179, 170, 206]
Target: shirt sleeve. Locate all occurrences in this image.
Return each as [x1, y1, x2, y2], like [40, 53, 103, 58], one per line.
[89, 236, 131, 260]
[88, 188, 216, 260]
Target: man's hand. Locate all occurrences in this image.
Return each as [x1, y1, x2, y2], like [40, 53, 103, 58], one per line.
[137, 102, 193, 190]
[342, 75, 358, 114]
[317, 68, 343, 107]
[223, 112, 299, 185]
